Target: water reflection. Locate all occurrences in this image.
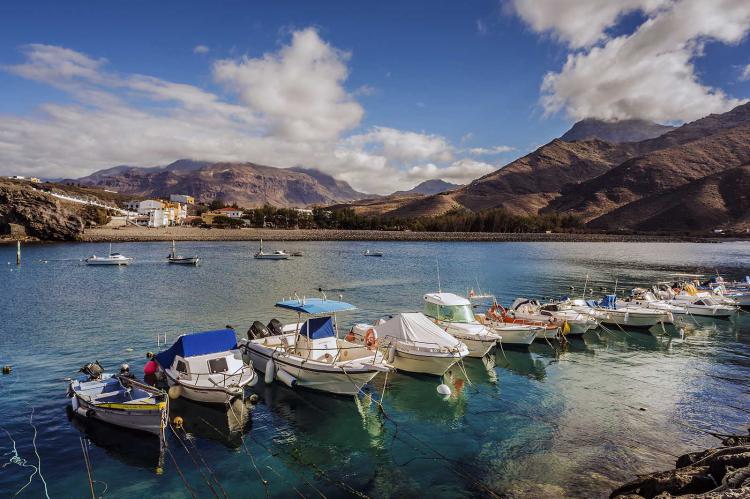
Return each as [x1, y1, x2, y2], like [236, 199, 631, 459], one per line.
[496, 349, 548, 380]
[168, 398, 252, 448]
[66, 405, 164, 472]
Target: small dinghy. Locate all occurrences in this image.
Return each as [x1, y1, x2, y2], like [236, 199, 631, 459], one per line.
[350, 313, 469, 376]
[155, 329, 257, 404]
[239, 297, 391, 396]
[362, 250, 383, 257]
[167, 240, 199, 265]
[68, 362, 166, 435]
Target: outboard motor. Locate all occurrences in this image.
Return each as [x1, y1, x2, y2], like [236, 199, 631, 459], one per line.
[248, 321, 271, 339]
[267, 319, 284, 336]
[80, 360, 104, 380]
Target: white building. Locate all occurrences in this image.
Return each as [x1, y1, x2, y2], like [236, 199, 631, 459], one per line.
[169, 194, 195, 205]
[294, 208, 314, 217]
[138, 200, 165, 214]
[215, 207, 244, 219]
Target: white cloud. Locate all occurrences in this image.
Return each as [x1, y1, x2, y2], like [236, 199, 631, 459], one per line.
[406, 159, 495, 185]
[0, 33, 506, 195]
[509, 0, 669, 49]
[466, 145, 514, 155]
[213, 28, 363, 141]
[345, 127, 454, 163]
[741, 64, 750, 81]
[193, 45, 210, 55]
[353, 84, 377, 96]
[523, 0, 750, 122]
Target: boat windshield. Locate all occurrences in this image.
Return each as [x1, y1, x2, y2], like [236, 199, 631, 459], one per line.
[424, 302, 475, 323]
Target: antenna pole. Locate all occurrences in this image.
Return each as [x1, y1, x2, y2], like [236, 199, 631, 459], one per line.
[583, 274, 589, 297]
[436, 258, 442, 293]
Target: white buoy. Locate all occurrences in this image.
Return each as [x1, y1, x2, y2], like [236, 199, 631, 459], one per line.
[437, 383, 451, 397]
[168, 385, 182, 400]
[386, 345, 396, 364]
[264, 359, 275, 384]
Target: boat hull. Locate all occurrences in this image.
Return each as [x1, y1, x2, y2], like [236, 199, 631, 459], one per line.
[243, 344, 384, 396]
[168, 257, 199, 265]
[488, 326, 537, 346]
[163, 371, 252, 404]
[254, 255, 289, 260]
[85, 259, 132, 266]
[391, 349, 462, 376]
[71, 394, 164, 435]
[598, 309, 663, 328]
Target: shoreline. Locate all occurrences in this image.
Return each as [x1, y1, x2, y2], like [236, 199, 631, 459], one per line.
[60, 227, 725, 243]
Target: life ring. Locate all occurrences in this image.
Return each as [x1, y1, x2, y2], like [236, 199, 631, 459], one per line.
[365, 329, 378, 349]
[345, 329, 356, 342]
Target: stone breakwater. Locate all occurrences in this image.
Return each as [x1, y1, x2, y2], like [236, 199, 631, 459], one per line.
[79, 226, 716, 243]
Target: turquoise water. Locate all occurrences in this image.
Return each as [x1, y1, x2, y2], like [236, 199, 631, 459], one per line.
[1, 241, 749, 498]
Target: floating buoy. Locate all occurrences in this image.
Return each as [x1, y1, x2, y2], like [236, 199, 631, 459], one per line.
[125, 348, 134, 352]
[437, 384, 451, 397]
[264, 359, 275, 384]
[249, 394, 259, 404]
[144, 360, 158, 375]
[2, 365, 12, 375]
[172, 416, 184, 428]
[168, 385, 182, 400]
[386, 345, 396, 364]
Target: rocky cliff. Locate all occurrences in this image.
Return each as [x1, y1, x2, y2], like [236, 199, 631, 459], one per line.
[0, 179, 84, 240]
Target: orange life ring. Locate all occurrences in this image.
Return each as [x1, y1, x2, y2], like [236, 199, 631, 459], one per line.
[345, 329, 356, 342]
[364, 328, 378, 349]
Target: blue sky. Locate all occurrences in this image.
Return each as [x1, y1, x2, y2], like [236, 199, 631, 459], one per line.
[1, 0, 749, 193]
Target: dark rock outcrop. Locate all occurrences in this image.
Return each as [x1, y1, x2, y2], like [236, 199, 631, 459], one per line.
[0, 179, 84, 240]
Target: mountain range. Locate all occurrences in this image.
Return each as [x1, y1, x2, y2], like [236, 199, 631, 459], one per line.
[343, 107, 750, 232]
[72, 160, 369, 207]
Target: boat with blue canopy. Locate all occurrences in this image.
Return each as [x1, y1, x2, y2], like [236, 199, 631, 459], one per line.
[239, 296, 391, 396]
[154, 329, 257, 404]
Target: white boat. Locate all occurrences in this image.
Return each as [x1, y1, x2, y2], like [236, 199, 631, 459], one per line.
[506, 298, 598, 337]
[670, 296, 736, 317]
[254, 239, 289, 260]
[167, 240, 199, 265]
[623, 289, 687, 321]
[349, 313, 469, 376]
[363, 250, 383, 257]
[85, 244, 133, 266]
[423, 293, 501, 357]
[155, 329, 257, 404]
[468, 295, 539, 346]
[68, 368, 166, 435]
[590, 295, 670, 329]
[239, 297, 391, 396]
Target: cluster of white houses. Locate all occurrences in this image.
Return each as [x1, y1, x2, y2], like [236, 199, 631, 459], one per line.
[124, 198, 189, 228]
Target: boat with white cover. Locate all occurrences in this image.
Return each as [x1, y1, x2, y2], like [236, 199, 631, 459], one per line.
[349, 313, 469, 376]
[423, 293, 501, 357]
[68, 366, 166, 435]
[155, 329, 257, 404]
[239, 297, 391, 396]
[167, 240, 199, 265]
[670, 296, 736, 317]
[85, 244, 133, 266]
[254, 239, 289, 260]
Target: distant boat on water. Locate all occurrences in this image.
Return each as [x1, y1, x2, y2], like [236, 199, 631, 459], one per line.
[363, 249, 383, 257]
[167, 240, 199, 265]
[254, 239, 289, 260]
[85, 243, 133, 266]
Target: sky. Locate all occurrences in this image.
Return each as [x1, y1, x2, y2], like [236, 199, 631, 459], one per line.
[1, 0, 749, 194]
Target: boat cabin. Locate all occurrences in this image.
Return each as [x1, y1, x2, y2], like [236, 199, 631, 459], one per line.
[155, 329, 244, 382]
[423, 293, 477, 323]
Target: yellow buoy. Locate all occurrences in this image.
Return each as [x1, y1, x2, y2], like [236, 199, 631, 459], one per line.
[172, 416, 184, 428]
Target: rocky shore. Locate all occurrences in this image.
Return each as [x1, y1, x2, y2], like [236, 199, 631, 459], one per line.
[79, 226, 718, 243]
[611, 430, 750, 498]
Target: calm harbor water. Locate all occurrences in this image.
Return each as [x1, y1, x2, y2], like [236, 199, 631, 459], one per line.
[1, 240, 749, 498]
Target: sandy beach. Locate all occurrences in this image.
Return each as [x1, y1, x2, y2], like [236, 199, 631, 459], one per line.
[77, 226, 714, 243]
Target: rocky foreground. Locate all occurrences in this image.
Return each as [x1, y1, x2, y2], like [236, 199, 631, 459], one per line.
[611, 431, 750, 498]
[0, 179, 84, 240]
[80, 226, 715, 243]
